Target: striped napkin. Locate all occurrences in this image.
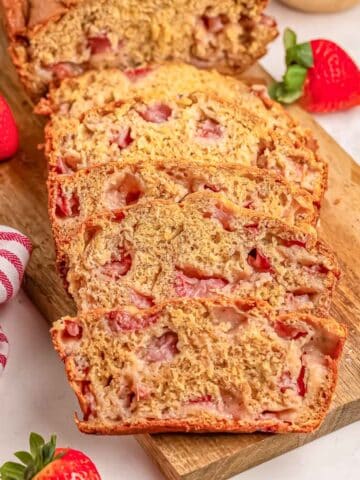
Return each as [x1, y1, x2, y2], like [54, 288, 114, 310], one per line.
[0, 226, 32, 375]
[0, 226, 32, 303]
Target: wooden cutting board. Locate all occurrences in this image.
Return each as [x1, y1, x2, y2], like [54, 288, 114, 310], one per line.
[1, 22, 359, 480]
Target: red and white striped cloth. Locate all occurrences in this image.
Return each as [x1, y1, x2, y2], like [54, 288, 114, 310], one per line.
[0, 226, 32, 304]
[0, 326, 9, 375]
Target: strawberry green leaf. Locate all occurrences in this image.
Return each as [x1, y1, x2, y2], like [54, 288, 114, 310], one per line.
[1, 433, 60, 480]
[268, 27, 313, 105]
[284, 28, 297, 51]
[14, 452, 33, 466]
[0, 461, 26, 479]
[284, 65, 308, 91]
[275, 88, 304, 104]
[29, 433, 44, 458]
[286, 43, 314, 68]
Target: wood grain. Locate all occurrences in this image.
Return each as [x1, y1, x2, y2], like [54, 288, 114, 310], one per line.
[0, 19, 359, 480]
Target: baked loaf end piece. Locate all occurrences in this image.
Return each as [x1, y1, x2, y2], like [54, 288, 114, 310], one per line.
[48, 160, 318, 245]
[2, 0, 277, 100]
[51, 297, 346, 434]
[60, 192, 339, 315]
[45, 91, 327, 204]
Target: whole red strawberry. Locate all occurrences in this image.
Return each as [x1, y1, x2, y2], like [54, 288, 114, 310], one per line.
[0, 95, 19, 160]
[269, 28, 360, 112]
[0, 433, 101, 479]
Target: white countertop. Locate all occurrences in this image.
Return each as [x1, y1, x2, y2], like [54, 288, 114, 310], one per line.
[0, 2, 359, 478]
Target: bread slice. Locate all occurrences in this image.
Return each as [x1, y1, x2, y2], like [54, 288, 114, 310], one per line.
[59, 192, 339, 316]
[50, 296, 346, 434]
[1, 0, 277, 99]
[36, 63, 290, 122]
[48, 159, 318, 245]
[45, 91, 327, 204]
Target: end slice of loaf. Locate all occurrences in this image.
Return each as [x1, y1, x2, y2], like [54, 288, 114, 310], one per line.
[48, 160, 318, 244]
[2, 0, 277, 99]
[45, 91, 327, 204]
[51, 297, 346, 434]
[60, 192, 339, 316]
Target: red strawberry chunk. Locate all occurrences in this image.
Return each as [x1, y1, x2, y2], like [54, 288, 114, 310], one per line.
[63, 320, 83, 340]
[124, 66, 153, 82]
[87, 34, 112, 55]
[139, 103, 172, 123]
[174, 270, 228, 298]
[243, 200, 255, 209]
[297, 364, 307, 397]
[309, 264, 329, 275]
[203, 204, 234, 231]
[274, 320, 308, 340]
[279, 370, 296, 393]
[282, 239, 306, 248]
[244, 223, 259, 234]
[55, 157, 73, 174]
[101, 247, 132, 279]
[196, 118, 223, 139]
[202, 14, 228, 33]
[203, 184, 221, 192]
[50, 62, 84, 80]
[55, 185, 80, 218]
[188, 394, 213, 404]
[247, 248, 272, 272]
[106, 311, 158, 332]
[145, 330, 179, 362]
[111, 127, 134, 149]
[129, 289, 154, 309]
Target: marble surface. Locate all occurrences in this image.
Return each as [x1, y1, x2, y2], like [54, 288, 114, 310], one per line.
[0, 1, 359, 478]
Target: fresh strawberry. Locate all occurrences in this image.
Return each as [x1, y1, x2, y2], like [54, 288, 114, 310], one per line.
[269, 28, 360, 112]
[0, 432, 101, 479]
[0, 95, 19, 161]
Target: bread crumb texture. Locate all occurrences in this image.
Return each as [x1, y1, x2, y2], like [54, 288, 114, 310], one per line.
[51, 297, 346, 434]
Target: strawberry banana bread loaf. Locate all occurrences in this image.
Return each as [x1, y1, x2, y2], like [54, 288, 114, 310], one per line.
[45, 91, 326, 204]
[59, 193, 339, 315]
[49, 160, 318, 244]
[1, 0, 277, 100]
[51, 297, 346, 434]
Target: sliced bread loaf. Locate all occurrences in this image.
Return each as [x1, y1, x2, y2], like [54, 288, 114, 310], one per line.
[51, 297, 346, 434]
[59, 192, 339, 315]
[45, 91, 327, 204]
[48, 160, 318, 244]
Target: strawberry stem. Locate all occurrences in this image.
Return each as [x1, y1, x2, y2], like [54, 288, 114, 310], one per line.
[0, 433, 63, 480]
[269, 28, 314, 104]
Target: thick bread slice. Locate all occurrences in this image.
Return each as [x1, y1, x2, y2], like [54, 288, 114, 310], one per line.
[37, 63, 291, 122]
[45, 91, 327, 204]
[59, 192, 339, 316]
[1, 0, 277, 99]
[48, 160, 318, 245]
[50, 297, 347, 434]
